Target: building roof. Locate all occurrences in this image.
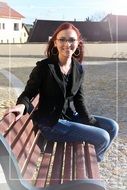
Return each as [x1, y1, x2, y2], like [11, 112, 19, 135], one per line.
[0, 2, 25, 19]
[24, 24, 33, 34]
[102, 13, 127, 22]
[28, 20, 111, 42]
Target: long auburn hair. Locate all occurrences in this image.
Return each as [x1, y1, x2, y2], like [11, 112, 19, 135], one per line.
[46, 22, 84, 63]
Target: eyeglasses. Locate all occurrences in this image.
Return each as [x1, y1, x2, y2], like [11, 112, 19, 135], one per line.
[56, 37, 78, 44]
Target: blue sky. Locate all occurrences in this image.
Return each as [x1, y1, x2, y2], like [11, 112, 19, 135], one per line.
[5, 0, 127, 24]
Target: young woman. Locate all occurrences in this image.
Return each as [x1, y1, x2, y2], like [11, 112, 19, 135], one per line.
[5, 22, 119, 162]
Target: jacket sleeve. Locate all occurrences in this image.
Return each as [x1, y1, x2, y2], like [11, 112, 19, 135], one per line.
[73, 78, 99, 127]
[16, 61, 42, 114]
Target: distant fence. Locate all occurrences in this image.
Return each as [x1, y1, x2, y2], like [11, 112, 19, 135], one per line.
[0, 42, 127, 59]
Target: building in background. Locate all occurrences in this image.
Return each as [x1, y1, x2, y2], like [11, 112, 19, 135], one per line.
[0, 1, 28, 43]
[102, 14, 127, 42]
[28, 15, 127, 43]
[1, 1, 127, 44]
[28, 19, 111, 42]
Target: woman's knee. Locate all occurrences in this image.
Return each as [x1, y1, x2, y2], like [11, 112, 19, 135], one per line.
[109, 119, 119, 136]
[94, 115, 119, 137]
[97, 130, 110, 147]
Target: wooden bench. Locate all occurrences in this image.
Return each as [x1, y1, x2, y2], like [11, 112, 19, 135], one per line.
[0, 96, 106, 190]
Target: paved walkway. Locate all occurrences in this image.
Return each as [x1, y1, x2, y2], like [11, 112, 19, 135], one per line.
[0, 69, 24, 96]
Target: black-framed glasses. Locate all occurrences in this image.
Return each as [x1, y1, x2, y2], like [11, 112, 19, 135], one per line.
[56, 37, 78, 44]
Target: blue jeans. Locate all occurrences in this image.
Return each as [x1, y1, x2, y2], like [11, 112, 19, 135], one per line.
[37, 115, 119, 162]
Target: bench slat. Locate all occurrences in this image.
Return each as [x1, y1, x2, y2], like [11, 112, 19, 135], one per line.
[4, 115, 29, 145]
[23, 143, 41, 181]
[11, 121, 37, 168]
[0, 113, 16, 135]
[63, 143, 73, 183]
[11, 120, 29, 149]
[73, 142, 87, 179]
[50, 142, 64, 185]
[17, 129, 38, 171]
[85, 143, 100, 178]
[35, 142, 54, 187]
[21, 130, 41, 175]
[16, 128, 33, 161]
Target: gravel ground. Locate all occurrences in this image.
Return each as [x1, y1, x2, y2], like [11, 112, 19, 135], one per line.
[84, 62, 127, 190]
[0, 57, 127, 190]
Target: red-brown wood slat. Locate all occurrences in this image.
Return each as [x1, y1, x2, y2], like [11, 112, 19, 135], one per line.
[63, 143, 73, 183]
[12, 118, 35, 160]
[85, 143, 100, 179]
[0, 113, 16, 135]
[21, 130, 41, 175]
[0, 94, 38, 136]
[16, 127, 33, 161]
[3, 114, 30, 145]
[2, 94, 38, 149]
[4, 117, 34, 168]
[15, 127, 36, 170]
[23, 143, 41, 181]
[11, 118, 30, 149]
[20, 95, 40, 181]
[35, 141, 54, 187]
[49, 142, 65, 185]
[73, 142, 87, 179]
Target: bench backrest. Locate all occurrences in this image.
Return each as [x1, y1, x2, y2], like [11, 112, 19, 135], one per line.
[0, 96, 41, 182]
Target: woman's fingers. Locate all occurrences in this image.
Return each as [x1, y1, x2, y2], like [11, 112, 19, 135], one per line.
[4, 104, 25, 121]
[15, 112, 23, 121]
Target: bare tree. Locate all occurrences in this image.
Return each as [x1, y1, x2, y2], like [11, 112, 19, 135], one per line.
[88, 11, 107, 22]
[85, 17, 92, 22]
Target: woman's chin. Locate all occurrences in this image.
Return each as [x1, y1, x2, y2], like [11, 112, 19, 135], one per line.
[63, 52, 72, 58]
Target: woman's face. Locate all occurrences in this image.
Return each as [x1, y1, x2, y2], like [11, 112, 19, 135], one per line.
[54, 29, 79, 59]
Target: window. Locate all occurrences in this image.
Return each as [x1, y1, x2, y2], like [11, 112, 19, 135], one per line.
[0, 23, 5, 29]
[3, 23, 5, 29]
[14, 23, 19, 31]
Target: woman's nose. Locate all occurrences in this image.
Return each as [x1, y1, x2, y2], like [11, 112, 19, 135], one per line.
[64, 40, 71, 46]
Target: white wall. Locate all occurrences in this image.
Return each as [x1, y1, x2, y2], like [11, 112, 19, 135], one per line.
[21, 26, 28, 43]
[0, 42, 127, 59]
[0, 18, 23, 43]
[84, 42, 127, 59]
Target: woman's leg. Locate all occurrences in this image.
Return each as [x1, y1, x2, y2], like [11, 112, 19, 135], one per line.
[41, 119, 111, 162]
[70, 114, 119, 161]
[38, 113, 119, 162]
[94, 115, 119, 137]
[94, 115, 119, 149]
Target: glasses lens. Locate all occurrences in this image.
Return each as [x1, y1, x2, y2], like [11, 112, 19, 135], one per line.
[59, 38, 66, 43]
[68, 38, 77, 43]
[57, 38, 77, 44]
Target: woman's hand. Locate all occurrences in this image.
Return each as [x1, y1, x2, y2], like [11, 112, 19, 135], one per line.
[4, 104, 25, 121]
